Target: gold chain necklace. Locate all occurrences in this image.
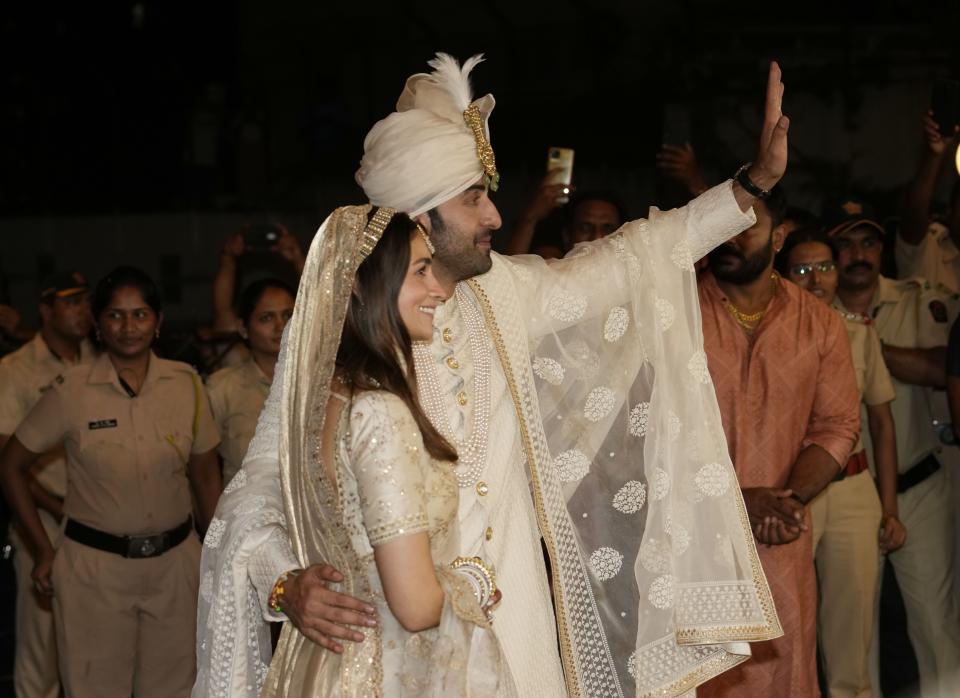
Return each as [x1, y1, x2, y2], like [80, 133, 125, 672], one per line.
[722, 273, 779, 332]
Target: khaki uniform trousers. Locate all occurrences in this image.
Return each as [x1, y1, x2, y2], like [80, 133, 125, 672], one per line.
[869, 467, 960, 697]
[811, 470, 881, 698]
[11, 510, 64, 698]
[51, 533, 201, 698]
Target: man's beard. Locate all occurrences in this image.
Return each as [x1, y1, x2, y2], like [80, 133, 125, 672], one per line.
[709, 234, 774, 285]
[429, 210, 493, 282]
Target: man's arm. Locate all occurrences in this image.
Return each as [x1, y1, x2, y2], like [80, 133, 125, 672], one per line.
[213, 232, 244, 332]
[901, 112, 956, 247]
[505, 178, 567, 256]
[882, 344, 946, 388]
[0, 437, 55, 593]
[866, 402, 905, 552]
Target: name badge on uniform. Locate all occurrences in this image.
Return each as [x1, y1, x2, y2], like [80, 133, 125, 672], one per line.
[88, 419, 118, 430]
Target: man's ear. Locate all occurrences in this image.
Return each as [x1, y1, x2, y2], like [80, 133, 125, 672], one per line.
[414, 212, 431, 233]
[772, 223, 788, 254]
[38, 302, 51, 326]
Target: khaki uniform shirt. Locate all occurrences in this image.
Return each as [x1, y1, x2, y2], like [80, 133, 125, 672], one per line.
[0, 334, 95, 497]
[840, 275, 959, 472]
[835, 309, 896, 455]
[896, 222, 960, 293]
[15, 352, 220, 536]
[206, 358, 270, 484]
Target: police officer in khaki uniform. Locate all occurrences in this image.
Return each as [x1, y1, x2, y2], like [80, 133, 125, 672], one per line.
[0, 266, 221, 698]
[0, 272, 94, 698]
[832, 211, 960, 698]
[206, 278, 293, 485]
[779, 230, 905, 697]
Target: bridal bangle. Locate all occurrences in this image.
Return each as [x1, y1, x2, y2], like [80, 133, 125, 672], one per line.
[451, 556, 497, 607]
[269, 568, 303, 614]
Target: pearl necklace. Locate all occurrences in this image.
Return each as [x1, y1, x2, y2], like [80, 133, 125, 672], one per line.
[414, 285, 492, 488]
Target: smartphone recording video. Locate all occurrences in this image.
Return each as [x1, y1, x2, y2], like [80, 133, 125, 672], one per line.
[546, 147, 575, 204]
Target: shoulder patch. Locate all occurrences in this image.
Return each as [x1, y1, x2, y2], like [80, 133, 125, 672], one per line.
[929, 300, 948, 323]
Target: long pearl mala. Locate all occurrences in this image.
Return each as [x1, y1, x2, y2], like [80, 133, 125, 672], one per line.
[414, 286, 492, 488]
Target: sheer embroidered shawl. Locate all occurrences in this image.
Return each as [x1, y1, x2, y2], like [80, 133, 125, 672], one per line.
[463, 184, 781, 697]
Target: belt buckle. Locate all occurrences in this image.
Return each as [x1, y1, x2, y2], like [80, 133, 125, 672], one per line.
[127, 534, 163, 558]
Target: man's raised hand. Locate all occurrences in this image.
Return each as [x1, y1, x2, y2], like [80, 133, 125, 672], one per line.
[749, 61, 790, 191]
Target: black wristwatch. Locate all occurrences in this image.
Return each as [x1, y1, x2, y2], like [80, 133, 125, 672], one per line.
[734, 163, 771, 200]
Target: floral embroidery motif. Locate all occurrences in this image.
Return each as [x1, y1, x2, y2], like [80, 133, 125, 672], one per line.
[612, 480, 646, 514]
[670, 239, 694, 271]
[670, 522, 691, 556]
[547, 289, 587, 323]
[655, 298, 675, 331]
[223, 468, 247, 493]
[200, 571, 214, 603]
[510, 264, 535, 286]
[695, 462, 731, 497]
[603, 307, 630, 343]
[532, 356, 565, 386]
[590, 547, 624, 581]
[584, 387, 616, 422]
[651, 468, 671, 501]
[628, 402, 650, 437]
[554, 449, 590, 482]
[667, 411, 682, 442]
[566, 340, 600, 379]
[639, 538, 671, 573]
[648, 574, 675, 609]
[627, 650, 638, 679]
[204, 518, 226, 549]
[687, 350, 711, 384]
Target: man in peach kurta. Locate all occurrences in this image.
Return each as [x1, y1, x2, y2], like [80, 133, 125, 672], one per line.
[697, 187, 860, 698]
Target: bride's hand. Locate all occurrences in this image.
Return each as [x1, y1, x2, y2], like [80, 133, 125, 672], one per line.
[482, 588, 503, 622]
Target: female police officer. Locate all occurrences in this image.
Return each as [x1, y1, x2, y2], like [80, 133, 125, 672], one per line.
[0, 266, 221, 698]
[206, 278, 294, 486]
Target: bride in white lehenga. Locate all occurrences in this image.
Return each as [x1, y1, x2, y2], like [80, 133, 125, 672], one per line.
[210, 206, 511, 697]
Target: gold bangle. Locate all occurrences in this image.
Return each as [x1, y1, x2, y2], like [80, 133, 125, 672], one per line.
[268, 568, 302, 614]
[451, 556, 497, 607]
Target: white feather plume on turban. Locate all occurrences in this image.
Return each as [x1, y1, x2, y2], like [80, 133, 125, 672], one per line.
[355, 53, 496, 217]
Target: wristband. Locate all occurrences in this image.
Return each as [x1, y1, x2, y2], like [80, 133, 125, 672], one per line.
[268, 568, 302, 614]
[734, 163, 771, 200]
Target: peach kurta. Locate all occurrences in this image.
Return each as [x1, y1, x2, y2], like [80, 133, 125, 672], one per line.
[697, 273, 860, 698]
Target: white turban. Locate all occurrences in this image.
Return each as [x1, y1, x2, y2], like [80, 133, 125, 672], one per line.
[355, 54, 497, 217]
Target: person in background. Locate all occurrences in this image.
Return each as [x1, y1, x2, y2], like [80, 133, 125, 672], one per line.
[897, 110, 960, 291]
[0, 272, 94, 698]
[0, 266, 221, 698]
[777, 228, 905, 698]
[831, 205, 960, 698]
[656, 142, 710, 198]
[698, 186, 860, 698]
[206, 278, 294, 487]
[506, 178, 625, 257]
[210, 225, 304, 368]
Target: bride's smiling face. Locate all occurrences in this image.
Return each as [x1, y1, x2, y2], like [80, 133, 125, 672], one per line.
[397, 234, 445, 342]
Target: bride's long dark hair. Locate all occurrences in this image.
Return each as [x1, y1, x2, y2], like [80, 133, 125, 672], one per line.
[335, 209, 457, 462]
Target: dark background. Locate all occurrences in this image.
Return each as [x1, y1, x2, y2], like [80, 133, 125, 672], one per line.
[3, 1, 959, 217]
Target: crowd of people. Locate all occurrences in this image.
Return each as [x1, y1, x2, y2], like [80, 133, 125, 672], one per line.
[0, 53, 957, 698]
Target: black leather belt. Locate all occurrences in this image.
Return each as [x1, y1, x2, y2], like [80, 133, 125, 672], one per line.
[897, 454, 940, 494]
[65, 517, 192, 559]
